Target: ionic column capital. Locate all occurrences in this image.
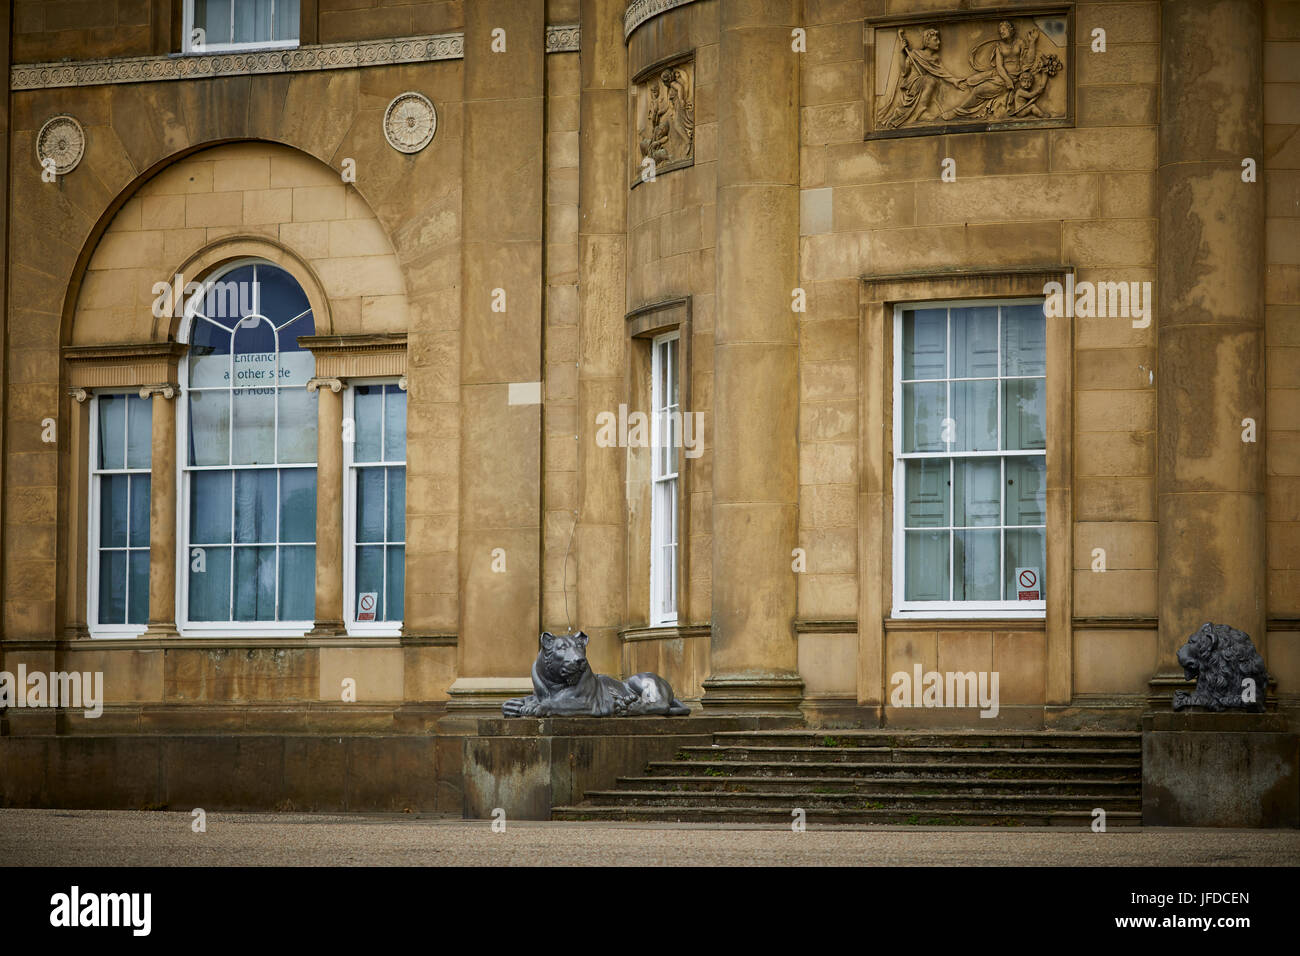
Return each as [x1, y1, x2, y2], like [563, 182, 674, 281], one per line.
[67, 387, 90, 404]
[307, 376, 344, 393]
[139, 383, 180, 400]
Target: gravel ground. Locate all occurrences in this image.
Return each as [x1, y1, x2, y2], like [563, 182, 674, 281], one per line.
[2, 809, 1298, 866]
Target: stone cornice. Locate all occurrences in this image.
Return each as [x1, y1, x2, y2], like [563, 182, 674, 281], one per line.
[12, 28, 580, 91]
[624, 0, 700, 40]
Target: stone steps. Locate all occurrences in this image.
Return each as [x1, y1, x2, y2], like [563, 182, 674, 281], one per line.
[643, 760, 1139, 780]
[616, 775, 1139, 796]
[551, 806, 1143, 827]
[553, 729, 1143, 826]
[674, 745, 1141, 765]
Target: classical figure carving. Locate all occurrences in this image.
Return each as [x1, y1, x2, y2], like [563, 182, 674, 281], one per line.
[1172, 622, 1270, 713]
[874, 16, 1067, 132]
[502, 631, 691, 718]
[634, 59, 694, 175]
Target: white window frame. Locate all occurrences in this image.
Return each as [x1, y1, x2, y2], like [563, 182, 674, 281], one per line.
[175, 257, 317, 638]
[182, 0, 301, 55]
[88, 391, 151, 639]
[343, 379, 406, 637]
[891, 297, 1047, 619]
[649, 331, 680, 627]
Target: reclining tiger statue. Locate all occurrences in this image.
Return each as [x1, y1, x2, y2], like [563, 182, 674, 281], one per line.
[502, 630, 690, 718]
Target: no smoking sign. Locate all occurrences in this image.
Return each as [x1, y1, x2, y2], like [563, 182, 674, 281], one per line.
[357, 591, 378, 622]
[1015, 568, 1040, 601]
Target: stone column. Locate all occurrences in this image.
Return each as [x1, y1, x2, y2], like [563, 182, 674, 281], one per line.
[142, 383, 179, 637]
[447, 0, 546, 714]
[702, 1, 803, 713]
[1153, 0, 1266, 699]
[308, 376, 344, 634]
[576, 0, 628, 678]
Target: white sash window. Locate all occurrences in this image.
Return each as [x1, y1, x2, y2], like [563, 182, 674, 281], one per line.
[650, 332, 680, 626]
[893, 300, 1047, 617]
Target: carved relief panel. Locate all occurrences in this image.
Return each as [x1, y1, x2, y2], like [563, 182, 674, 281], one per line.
[630, 55, 695, 185]
[868, 9, 1072, 138]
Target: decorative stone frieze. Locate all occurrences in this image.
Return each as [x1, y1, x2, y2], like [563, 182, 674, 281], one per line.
[868, 9, 1072, 138]
[623, 0, 700, 41]
[13, 29, 579, 91]
[630, 55, 695, 185]
[545, 24, 580, 53]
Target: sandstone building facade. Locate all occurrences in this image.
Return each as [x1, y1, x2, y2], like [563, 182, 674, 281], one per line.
[0, 0, 1296, 808]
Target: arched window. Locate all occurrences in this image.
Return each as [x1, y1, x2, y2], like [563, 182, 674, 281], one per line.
[179, 261, 317, 631]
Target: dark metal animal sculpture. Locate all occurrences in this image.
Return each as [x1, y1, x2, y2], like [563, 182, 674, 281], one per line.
[1172, 622, 1269, 712]
[502, 631, 690, 718]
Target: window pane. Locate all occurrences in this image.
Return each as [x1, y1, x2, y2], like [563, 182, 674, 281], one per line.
[904, 530, 949, 601]
[234, 545, 277, 620]
[901, 381, 946, 452]
[354, 386, 382, 462]
[279, 545, 315, 620]
[101, 474, 129, 548]
[233, 0, 273, 44]
[950, 306, 999, 378]
[234, 470, 277, 544]
[950, 379, 998, 451]
[276, 387, 318, 464]
[386, 467, 405, 542]
[954, 530, 1000, 600]
[1005, 457, 1046, 526]
[129, 475, 151, 547]
[385, 545, 404, 621]
[277, 349, 315, 389]
[98, 396, 125, 470]
[356, 545, 384, 615]
[188, 391, 231, 466]
[280, 468, 316, 542]
[1005, 529, 1046, 601]
[1003, 378, 1046, 450]
[98, 550, 127, 624]
[383, 386, 406, 461]
[126, 395, 152, 469]
[259, 264, 311, 325]
[189, 316, 233, 388]
[274, 0, 300, 40]
[189, 546, 231, 621]
[191, 471, 233, 543]
[1002, 304, 1046, 377]
[953, 458, 1000, 527]
[194, 0, 233, 45]
[128, 551, 150, 626]
[357, 468, 386, 542]
[232, 387, 276, 465]
[904, 458, 949, 529]
[902, 308, 946, 379]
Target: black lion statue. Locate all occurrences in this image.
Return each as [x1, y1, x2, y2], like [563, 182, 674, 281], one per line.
[502, 631, 690, 718]
[1172, 622, 1269, 712]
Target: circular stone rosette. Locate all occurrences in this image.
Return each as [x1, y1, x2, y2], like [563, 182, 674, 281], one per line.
[37, 114, 86, 175]
[383, 92, 437, 154]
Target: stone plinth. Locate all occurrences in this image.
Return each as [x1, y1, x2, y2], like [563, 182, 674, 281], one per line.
[1142, 712, 1299, 828]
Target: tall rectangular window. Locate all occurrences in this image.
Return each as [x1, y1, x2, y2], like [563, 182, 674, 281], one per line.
[650, 332, 679, 626]
[91, 393, 152, 633]
[893, 301, 1046, 615]
[346, 383, 406, 631]
[186, 0, 299, 52]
